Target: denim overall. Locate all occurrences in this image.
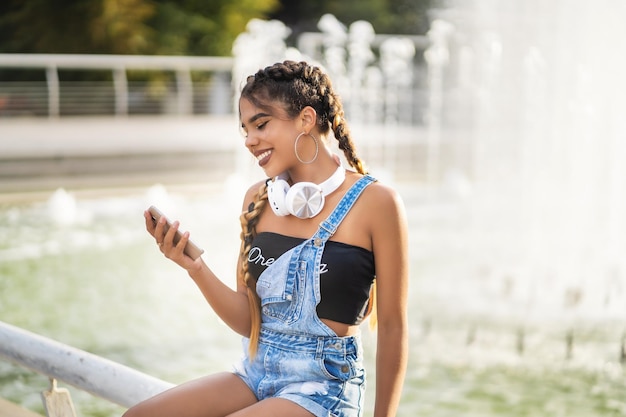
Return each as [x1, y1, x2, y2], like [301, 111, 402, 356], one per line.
[234, 175, 376, 417]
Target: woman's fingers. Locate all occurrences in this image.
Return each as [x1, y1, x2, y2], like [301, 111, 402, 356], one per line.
[144, 211, 193, 264]
[163, 219, 178, 246]
[175, 230, 190, 257]
[144, 210, 157, 236]
[148, 213, 168, 250]
[162, 220, 189, 261]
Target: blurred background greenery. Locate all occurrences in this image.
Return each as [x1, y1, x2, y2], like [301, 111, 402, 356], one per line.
[0, 0, 433, 58]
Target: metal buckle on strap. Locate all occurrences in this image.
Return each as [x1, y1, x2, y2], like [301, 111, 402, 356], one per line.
[318, 221, 335, 236]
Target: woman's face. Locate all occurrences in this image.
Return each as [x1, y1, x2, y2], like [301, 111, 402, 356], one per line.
[239, 97, 302, 178]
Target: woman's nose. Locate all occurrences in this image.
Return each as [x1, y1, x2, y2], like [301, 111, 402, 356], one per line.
[244, 133, 259, 151]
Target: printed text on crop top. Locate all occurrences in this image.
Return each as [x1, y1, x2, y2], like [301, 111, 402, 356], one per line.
[248, 232, 376, 325]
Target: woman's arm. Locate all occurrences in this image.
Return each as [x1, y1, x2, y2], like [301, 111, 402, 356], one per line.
[185, 254, 252, 337]
[144, 184, 262, 338]
[368, 184, 409, 417]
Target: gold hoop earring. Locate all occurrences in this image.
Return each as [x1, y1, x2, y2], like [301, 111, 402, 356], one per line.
[294, 132, 319, 164]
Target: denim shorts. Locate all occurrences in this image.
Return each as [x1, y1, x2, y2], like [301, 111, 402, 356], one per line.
[233, 328, 366, 417]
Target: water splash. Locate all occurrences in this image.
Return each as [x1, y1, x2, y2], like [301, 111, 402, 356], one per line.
[47, 188, 79, 225]
[428, 1, 626, 323]
[144, 184, 174, 213]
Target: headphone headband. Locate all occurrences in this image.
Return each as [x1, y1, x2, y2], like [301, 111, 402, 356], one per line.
[317, 165, 346, 197]
[267, 166, 346, 219]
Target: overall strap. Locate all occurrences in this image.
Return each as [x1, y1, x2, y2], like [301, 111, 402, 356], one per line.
[314, 174, 376, 242]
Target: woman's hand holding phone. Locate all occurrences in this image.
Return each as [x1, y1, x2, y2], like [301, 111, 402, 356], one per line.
[145, 205, 205, 261]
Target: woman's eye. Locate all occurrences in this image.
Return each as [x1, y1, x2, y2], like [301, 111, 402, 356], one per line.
[257, 121, 267, 130]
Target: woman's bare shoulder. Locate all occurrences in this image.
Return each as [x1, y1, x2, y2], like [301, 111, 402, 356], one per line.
[361, 177, 404, 213]
[241, 179, 268, 211]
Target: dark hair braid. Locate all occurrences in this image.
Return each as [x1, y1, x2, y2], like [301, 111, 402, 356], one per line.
[238, 182, 268, 358]
[324, 88, 367, 175]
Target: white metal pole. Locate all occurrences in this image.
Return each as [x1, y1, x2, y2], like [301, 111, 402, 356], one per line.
[0, 321, 174, 409]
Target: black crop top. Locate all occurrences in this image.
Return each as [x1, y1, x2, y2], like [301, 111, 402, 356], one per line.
[248, 232, 375, 325]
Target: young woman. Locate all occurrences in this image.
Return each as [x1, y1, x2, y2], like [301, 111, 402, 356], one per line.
[125, 60, 408, 417]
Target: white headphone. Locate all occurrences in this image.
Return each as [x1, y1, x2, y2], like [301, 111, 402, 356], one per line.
[267, 165, 346, 219]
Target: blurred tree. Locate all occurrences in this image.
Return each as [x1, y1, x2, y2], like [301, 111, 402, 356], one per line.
[385, 0, 434, 34]
[0, 0, 155, 54]
[0, 0, 431, 56]
[270, 0, 435, 41]
[148, 0, 279, 56]
[0, 0, 278, 56]
[92, 0, 156, 54]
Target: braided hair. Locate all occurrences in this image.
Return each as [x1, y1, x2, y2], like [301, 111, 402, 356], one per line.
[238, 61, 372, 357]
[238, 182, 267, 357]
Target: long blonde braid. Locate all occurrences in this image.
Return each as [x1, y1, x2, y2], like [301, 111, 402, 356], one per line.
[238, 182, 268, 357]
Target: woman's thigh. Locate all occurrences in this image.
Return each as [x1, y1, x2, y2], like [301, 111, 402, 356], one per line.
[123, 372, 257, 417]
[227, 397, 316, 417]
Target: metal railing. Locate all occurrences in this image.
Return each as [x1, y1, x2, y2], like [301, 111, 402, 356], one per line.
[0, 54, 234, 117]
[0, 320, 174, 416]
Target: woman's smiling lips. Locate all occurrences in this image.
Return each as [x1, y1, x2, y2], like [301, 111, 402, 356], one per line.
[255, 149, 272, 166]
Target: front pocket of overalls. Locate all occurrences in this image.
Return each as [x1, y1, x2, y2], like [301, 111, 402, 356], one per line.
[257, 257, 306, 324]
[318, 353, 362, 382]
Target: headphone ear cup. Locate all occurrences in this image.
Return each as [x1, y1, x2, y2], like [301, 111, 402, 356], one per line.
[285, 182, 324, 219]
[267, 178, 291, 216]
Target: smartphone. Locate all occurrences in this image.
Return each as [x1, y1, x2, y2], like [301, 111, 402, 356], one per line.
[147, 205, 204, 260]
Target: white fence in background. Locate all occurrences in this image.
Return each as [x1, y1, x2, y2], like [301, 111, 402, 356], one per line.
[0, 54, 233, 117]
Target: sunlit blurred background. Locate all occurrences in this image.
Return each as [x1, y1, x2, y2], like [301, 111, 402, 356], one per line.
[1, 1, 625, 416]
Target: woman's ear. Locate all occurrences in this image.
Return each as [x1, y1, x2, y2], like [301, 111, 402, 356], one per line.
[299, 106, 317, 132]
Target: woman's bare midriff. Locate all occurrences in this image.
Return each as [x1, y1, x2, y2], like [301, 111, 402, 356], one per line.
[322, 318, 361, 337]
